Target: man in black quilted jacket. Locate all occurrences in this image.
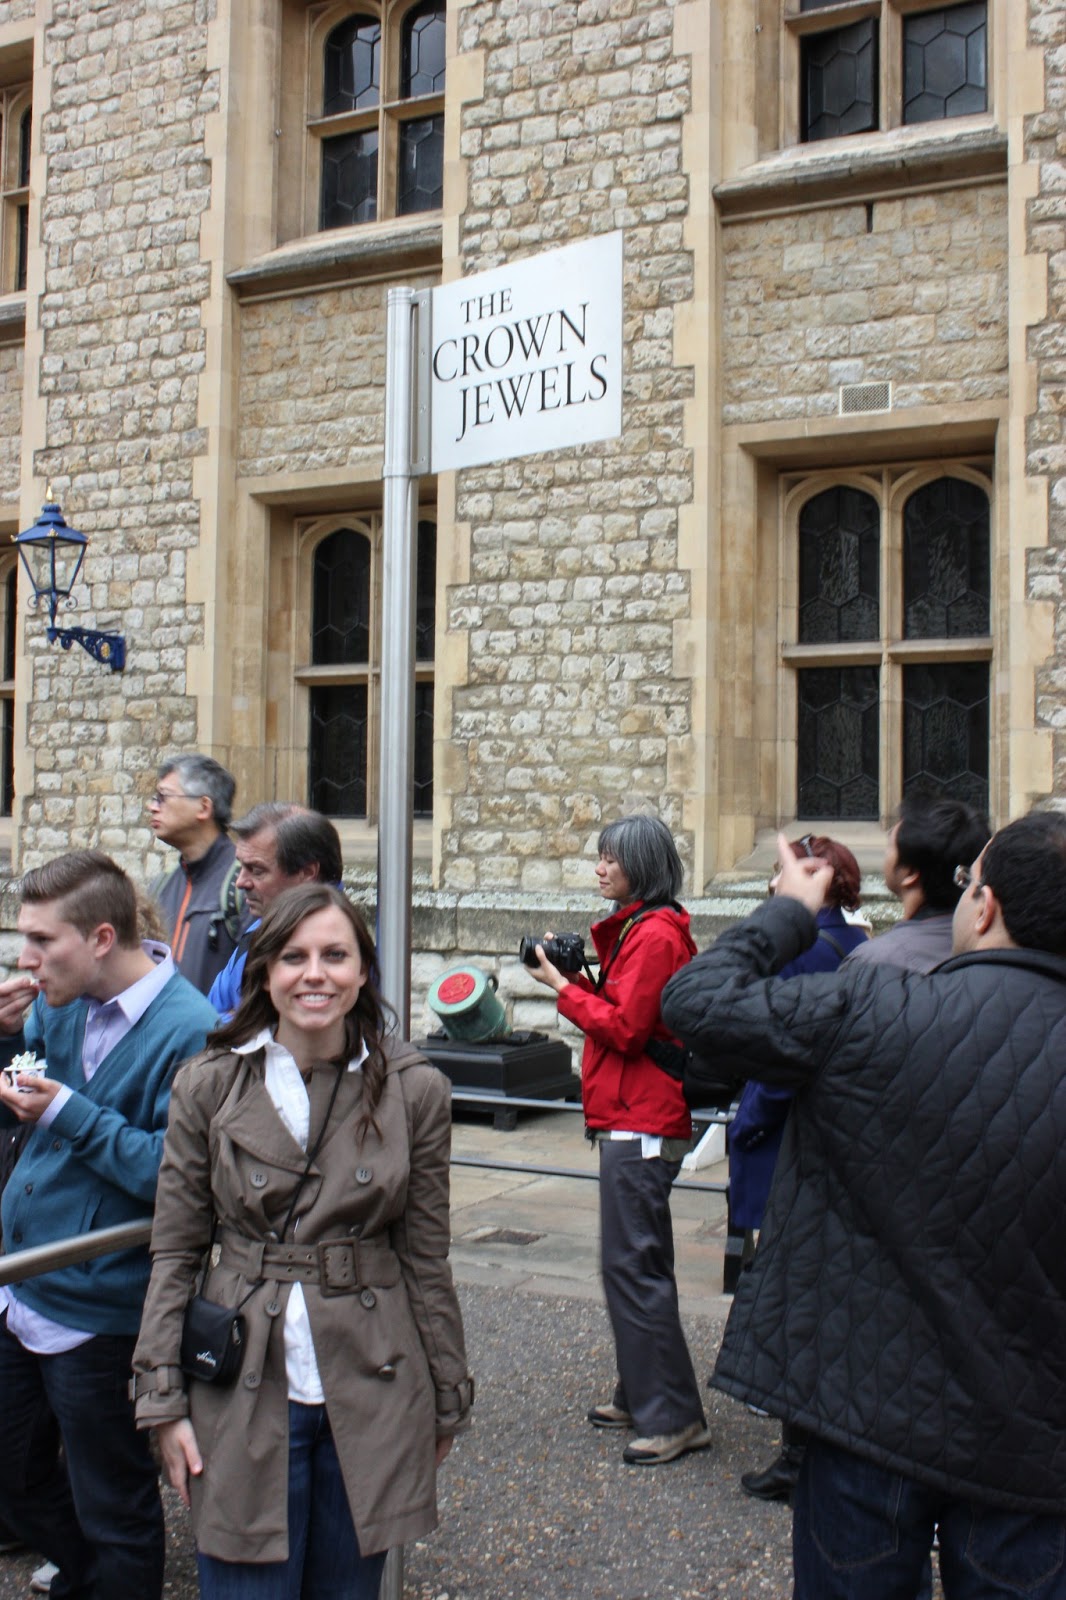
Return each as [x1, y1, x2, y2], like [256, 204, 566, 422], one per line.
[662, 811, 1066, 1600]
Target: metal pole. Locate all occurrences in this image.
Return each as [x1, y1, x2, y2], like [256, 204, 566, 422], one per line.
[379, 286, 419, 1039]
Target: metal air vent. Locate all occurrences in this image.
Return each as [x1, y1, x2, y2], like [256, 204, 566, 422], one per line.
[839, 381, 892, 416]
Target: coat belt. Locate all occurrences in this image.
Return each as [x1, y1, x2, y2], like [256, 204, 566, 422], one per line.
[219, 1230, 401, 1295]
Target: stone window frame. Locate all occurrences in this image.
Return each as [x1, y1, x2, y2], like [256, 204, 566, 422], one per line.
[0, 85, 30, 296]
[303, 0, 445, 237]
[290, 508, 436, 821]
[777, 459, 994, 826]
[778, 0, 992, 152]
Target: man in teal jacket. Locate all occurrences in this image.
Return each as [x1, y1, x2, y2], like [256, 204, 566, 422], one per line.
[0, 850, 217, 1600]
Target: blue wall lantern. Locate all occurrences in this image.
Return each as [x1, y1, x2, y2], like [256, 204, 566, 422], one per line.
[13, 497, 125, 671]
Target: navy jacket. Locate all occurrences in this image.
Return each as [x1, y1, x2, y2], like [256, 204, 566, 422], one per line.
[663, 896, 1066, 1512]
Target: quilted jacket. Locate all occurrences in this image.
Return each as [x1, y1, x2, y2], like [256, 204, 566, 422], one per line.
[661, 895, 1066, 1512]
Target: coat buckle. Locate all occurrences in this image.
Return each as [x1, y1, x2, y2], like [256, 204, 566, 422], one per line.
[317, 1238, 360, 1296]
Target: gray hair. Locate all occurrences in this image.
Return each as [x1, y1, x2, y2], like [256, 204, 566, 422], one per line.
[158, 754, 237, 830]
[597, 814, 684, 906]
[232, 803, 343, 884]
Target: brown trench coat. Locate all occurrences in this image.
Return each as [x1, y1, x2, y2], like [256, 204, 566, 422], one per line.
[131, 1039, 472, 1562]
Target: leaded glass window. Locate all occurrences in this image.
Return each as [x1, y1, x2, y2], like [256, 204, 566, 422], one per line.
[323, 16, 381, 115]
[316, 4, 445, 234]
[903, 478, 989, 639]
[801, 19, 878, 142]
[787, 468, 992, 825]
[402, 2, 446, 96]
[312, 528, 371, 666]
[299, 512, 436, 819]
[310, 684, 369, 816]
[903, 3, 987, 126]
[398, 117, 443, 215]
[797, 667, 880, 820]
[416, 520, 436, 661]
[321, 131, 378, 229]
[903, 662, 989, 811]
[798, 487, 879, 644]
[413, 682, 434, 816]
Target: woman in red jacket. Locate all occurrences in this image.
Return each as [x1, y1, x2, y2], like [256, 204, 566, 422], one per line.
[530, 815, 709, 1466]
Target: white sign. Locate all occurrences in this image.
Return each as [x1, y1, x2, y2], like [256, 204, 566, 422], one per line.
[429, 232, 623, 473]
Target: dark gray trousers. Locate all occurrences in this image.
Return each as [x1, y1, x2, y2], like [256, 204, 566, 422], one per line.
[598, 1137, 706, 1437]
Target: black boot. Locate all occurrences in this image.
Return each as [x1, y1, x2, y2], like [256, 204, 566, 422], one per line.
[740, 1444, 806, 1503]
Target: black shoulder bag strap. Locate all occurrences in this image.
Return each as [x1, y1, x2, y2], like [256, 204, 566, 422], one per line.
[199, 1056, 347, 1311]
[816, 928, 847, 961]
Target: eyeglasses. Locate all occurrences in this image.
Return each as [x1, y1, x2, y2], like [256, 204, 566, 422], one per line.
[149, 787, 200, 808]
[953, 864, 984, 893]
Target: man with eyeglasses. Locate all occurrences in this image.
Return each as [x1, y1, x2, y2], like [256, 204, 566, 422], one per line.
[664, 811, 1066, 1600]
[842, 796, 991, 975]
[148, 754, 245, 995]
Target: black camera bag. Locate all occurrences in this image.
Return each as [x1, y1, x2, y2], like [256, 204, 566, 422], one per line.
[180, 1295, 246, 1386]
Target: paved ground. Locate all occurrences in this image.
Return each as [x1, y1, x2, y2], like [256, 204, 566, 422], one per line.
[0, 1107, 795, 1597]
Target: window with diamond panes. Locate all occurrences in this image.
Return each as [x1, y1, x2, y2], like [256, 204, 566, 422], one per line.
[792, 1, 987, 145]
[305, 519, 436, 818]
[316, 2, 445, 233]
[789, 471, 991, 823]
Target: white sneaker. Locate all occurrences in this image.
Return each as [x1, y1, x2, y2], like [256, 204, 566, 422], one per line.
[622, 1419, 712, 1465]
[31, 1561, 58, 1594]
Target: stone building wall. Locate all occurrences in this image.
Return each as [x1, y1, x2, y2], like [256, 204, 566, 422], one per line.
[1026, 0, 1066, 800]
[19, 0, 215, 871]
[443, 0, 694, 894]
[236, 273, 437, 479]
[721, 187, 1008, 425]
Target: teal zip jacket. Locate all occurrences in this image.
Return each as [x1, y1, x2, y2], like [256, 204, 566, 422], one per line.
[0, 974, 217, 1335]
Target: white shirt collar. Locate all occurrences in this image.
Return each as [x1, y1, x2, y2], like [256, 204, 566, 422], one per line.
[232, 1025, 368, 1072]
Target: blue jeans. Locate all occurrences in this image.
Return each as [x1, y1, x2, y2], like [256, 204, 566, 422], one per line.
[794, 1436, 1066, 1600]
[197, 1402, 387, 1600]
[0, 1310, 164, 1600]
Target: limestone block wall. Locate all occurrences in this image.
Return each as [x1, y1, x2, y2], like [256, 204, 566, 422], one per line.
[444, 0, 695, 895]
[19, 0, 215, 871]
[0, 343, 22, 505]
[236, 273, 437, 479]
[1026, 0, 1066, 799]
[721, 187, 1009, 425]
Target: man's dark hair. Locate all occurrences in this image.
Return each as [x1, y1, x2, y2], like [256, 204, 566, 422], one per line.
[981, 811, 1066, 957]
[21, 850, 139, 947]
[158, 754, 236, 830]
[232, 803, 343, 884]
[895, 796, 992, 911]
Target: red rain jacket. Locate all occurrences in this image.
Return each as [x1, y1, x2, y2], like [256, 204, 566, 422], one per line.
[556, 899, 696, 1141]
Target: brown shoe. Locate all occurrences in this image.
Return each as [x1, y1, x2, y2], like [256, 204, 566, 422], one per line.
[587, 1401, 634, 1430]
[623, 1420, 711, 1464]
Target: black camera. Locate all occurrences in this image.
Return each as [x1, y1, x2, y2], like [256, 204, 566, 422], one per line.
[518, 932, 586, 974]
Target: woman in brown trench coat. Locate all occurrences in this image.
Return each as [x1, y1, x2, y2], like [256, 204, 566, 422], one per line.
[131, 884, 473, 1599]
